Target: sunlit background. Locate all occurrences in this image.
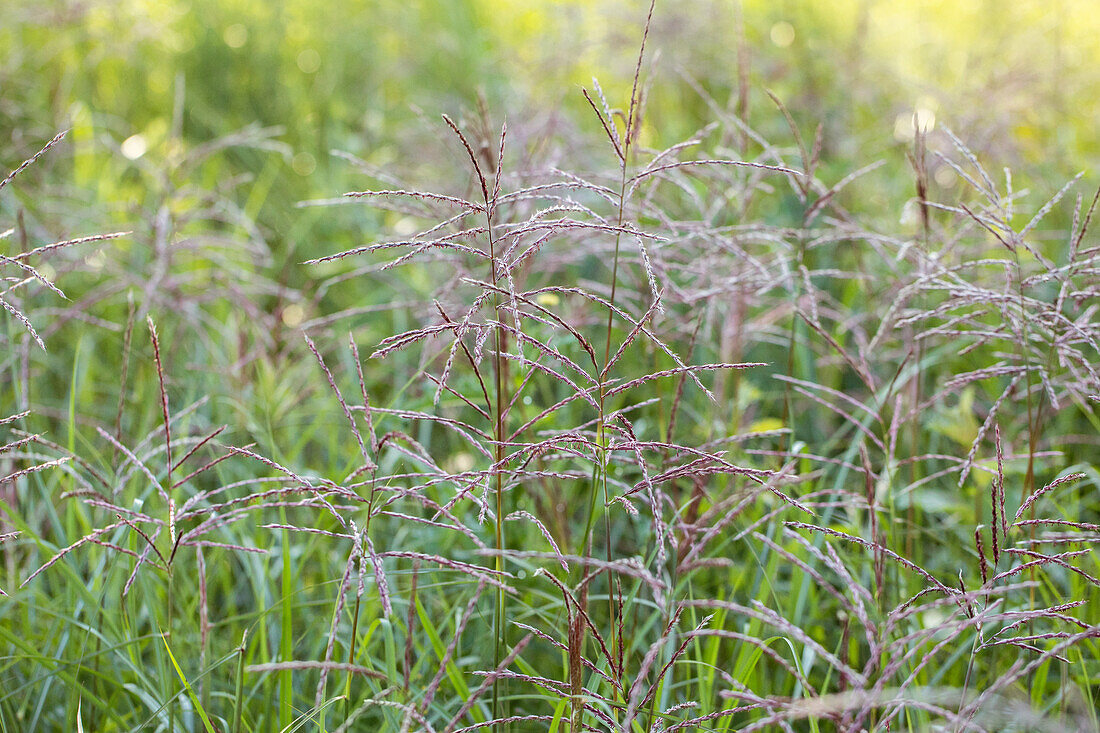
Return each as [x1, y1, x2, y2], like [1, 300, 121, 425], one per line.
[5, 0, 1098, 214]
[3, 4, 1099, 728]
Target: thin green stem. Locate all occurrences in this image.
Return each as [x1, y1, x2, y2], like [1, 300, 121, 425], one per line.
[346, 468, 379, 720]
[345, 593, 363, 722]
[587, 7, 656, 702]
[487, 178, 508, 733]
[1015, 249, 1037, 506]
[232, 632, 247, 733]
[576, 93, 633, 731]
[165, 567, 175, 733]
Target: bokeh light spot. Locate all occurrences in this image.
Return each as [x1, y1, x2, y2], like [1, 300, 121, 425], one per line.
[120, 134, 148, 160]
[281, 303, 305, 327]
[296, 48, 321, 73]
[223, 24, 248, 48]
[292, 152, 316, 176]
[934, 165, 957, 188]
[770, 21, 795, 48]
[893, 107, 937, 142]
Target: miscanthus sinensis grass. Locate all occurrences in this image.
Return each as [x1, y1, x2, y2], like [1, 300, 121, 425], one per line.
[2, 5, 1098, 732]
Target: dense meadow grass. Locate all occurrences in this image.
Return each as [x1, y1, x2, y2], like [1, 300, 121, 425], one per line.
[2, 1, 1099, 731]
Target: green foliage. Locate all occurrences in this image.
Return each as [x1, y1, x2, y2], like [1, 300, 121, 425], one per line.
[2, 2, 1098, 731]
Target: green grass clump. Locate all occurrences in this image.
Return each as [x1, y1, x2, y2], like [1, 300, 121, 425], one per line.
[2, 3, 1098, 732]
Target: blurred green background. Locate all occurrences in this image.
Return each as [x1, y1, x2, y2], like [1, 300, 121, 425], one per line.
[4, 0, 1098, 253]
